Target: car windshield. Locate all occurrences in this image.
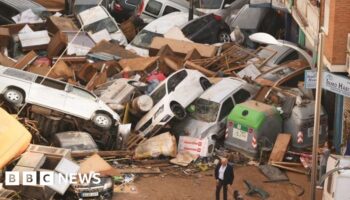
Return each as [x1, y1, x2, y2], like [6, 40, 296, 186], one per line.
[195, 0, 223, 9]
[150, 84, 166, 105]
[84, 18, 118, 34]
[190, 98, 220, 123]
[131, 30, 163, 49]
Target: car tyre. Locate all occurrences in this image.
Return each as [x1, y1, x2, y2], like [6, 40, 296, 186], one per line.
[4, 89, 24, 106]
[170, 102, 186, 120]
[218, 31, 231, 43]
[200, 78, 212, 90]
[93, 113, 113, 129]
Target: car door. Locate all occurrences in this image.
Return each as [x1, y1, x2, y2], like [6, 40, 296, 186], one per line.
[166, 70, 191, 106]
[64, 85, 98, 119]
[216, 97, 234, 136]
[28, 76, 67, 111]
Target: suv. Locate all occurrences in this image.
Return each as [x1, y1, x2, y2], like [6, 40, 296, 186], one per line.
[0, 65, 120, 129]
[135, 69, 211, 137]
[140, 0, 189, 24]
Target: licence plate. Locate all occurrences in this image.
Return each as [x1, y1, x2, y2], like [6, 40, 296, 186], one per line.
[81, 192, 99, 197]
[232, 128, 248, 141]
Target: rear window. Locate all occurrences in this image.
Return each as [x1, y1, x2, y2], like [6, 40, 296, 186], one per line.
[126, 0, 140, 6]
[167, 70, 188, 92]
[145, 0, 162, 15]
[163, 6, 179, 15]
[233, 89, 251, 104]
[3, 68, 35, 81]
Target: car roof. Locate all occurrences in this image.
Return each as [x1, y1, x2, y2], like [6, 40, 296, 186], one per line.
[143, 12, 191, 33]
[200, 78, 245, 103]
[78, 6, 108, 25]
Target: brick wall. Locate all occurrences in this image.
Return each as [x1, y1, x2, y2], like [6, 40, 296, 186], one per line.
[324, 0, 350, 65]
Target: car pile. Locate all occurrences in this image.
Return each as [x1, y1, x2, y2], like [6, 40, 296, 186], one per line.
[0, 0, 329, 199]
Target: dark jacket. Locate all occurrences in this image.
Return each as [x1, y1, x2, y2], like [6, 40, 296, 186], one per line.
[215, 164, 234, 185]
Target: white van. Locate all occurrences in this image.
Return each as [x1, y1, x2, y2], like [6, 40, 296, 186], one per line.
[126, 12, 193, 56]
[140, 0, 189, 24]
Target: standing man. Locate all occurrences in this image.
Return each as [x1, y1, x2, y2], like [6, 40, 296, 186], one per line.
[215, 158, 234, 200]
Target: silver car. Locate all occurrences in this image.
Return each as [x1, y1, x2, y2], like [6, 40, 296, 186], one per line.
[0, 65, 120, 129]
[173, 78, 258, 155]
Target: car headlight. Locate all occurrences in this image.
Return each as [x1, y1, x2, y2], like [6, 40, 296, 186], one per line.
[154, 105, 164, 119]
[103, 178, 113, 190]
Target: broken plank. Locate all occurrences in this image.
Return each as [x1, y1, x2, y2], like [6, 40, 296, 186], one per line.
[72, 151, 133, 158]
[184, 60, 216, 77]
[268, 133, 291, 164]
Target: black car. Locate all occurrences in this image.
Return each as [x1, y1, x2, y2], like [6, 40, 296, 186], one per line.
[109, 0, 144, 23]
[0, 0, 47, 25]
[181, 13, 231, 44]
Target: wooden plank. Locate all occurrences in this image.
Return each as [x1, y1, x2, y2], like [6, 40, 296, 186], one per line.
[184, 60, 216, 77]
[268, 133, 292, 164]
[150, 37, 217, 58]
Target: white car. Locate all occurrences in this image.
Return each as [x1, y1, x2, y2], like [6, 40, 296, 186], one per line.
[135, 69, 211, 136]
[0, 65, 120, 129]
[173, 78, 259, 155]
[77, 5, 128, 45]
[126, 12, 193, 57]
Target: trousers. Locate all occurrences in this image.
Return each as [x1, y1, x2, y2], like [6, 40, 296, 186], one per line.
[216, 180, 228, 200]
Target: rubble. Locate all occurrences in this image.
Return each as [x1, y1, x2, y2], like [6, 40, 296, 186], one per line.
[0, 1, 341, 199]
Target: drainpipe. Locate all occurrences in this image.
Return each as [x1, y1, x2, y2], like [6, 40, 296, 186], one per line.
[189, 0, 194, 21]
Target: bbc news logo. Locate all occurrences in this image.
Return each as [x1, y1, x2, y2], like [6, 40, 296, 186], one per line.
[5, 171, 101, 186]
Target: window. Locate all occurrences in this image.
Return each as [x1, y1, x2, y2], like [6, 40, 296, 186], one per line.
[70, 86, 96, 100]
[182, 18, 207, 37]
[145, 0, 162, 16]
[190, 98, 220, 123]
[163, 6, 179, 15]
[194, 0, 223, 9]
[150, 84, 166, 105]
[218, 98, 234, 121]
[84, 18, 118, 34]
[233, 89, 251, 104]
[131, 30, 163, 48]
[35, 76, 66, 90]
[167, 70, 187, 92]
[3, 68, 35, 81]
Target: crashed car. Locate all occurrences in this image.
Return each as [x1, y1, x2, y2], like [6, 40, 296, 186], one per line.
[126, 12, 193, 56]
[181, 13, 231, 44]
[173, 78, 258, 155]
[53, 131, 113, 200]
[77, 5, 128, 45]
[0, 65, 120, 129]
[135, 69, 211, 136]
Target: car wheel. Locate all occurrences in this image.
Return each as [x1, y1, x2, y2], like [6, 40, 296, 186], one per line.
[4, 89, 24, 106]
[200, 78, 212, 90]
[170, 102, 186, 120]
[93, 113, 113, 129]
[218, 31, 231, 43]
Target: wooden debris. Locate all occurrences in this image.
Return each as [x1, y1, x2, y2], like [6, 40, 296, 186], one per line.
[118, 167, 161, 174]
[184, 60, 216, 77]
[268, 133, 292, 164]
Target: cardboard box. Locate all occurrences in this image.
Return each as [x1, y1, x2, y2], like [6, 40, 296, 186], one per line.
[46, 16, 79, 35]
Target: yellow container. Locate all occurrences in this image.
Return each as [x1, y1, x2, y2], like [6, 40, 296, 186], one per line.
[0, 108, 31, 169]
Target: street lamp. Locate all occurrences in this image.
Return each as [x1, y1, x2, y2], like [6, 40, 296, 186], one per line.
[250, 32, 325, 200]
[249, 32, 313, 67]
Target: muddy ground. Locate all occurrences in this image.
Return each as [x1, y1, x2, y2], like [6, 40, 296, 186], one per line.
[114, 166, 323, 200]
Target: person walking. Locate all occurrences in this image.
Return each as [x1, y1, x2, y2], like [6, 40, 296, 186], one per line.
[215, 158, 234, 200]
